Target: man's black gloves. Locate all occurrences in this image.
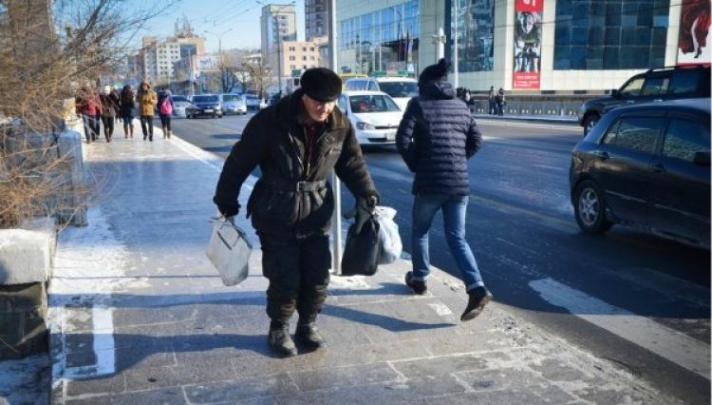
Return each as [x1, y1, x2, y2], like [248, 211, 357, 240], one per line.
[218, 204, 239, 219]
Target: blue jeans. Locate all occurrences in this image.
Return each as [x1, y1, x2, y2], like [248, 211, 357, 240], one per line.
[411, 194, 484, 292]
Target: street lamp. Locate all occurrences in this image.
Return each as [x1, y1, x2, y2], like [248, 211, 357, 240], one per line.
[204, 28, 233, 67]
[205, 28, 233, 93]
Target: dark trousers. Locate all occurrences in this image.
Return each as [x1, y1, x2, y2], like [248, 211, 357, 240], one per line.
[140, 115, 153, 138]
[159, 114, 171, 132]
[101, 116, 115, 140]
[258, 232, 331, 326]
[82, 114, 100, 141]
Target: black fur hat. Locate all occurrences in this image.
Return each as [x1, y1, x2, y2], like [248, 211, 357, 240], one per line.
[418, 58, 451, 86]
[300, 68, 342, 102]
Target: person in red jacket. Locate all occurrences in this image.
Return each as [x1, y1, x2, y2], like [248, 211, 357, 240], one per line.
[75, 85, 102, 143]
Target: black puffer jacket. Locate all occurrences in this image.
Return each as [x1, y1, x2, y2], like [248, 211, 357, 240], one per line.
[214, 89, 379, 236]
[395, 80, 482, 195]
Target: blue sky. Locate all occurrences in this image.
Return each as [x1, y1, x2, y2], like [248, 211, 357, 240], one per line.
[134, 0, 305, 52]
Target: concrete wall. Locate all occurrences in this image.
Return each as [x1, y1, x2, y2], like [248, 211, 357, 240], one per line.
[0, 122, 87, 359]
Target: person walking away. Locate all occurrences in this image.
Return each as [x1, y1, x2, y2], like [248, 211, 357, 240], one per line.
[136, 80, 157, 141]
[99, 85, 120, 142]
[119, 85, 136, 138]
[75, 84, 102, 143]
[213, 67, 380, 357]
[157, 89, 174, 139]
[395, 58, 492, 322]
[496, 88, 506, 116]
[488, 86, 496, 115]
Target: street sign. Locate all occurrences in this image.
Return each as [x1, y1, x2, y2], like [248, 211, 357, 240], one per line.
[291, 69, 301, 77]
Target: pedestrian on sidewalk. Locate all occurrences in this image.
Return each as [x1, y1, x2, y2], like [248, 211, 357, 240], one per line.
[496, 88, 506, 116]
[99, 85, 120, 142]
[488, 86, 496, 115]
[395, 58, 493, 322]
[136, 80, 157, 141]
[75, 84, 102, 143]
[157, 89, 174, 139]
[119, 85, 135, 138]
[213, 67, 380, 357]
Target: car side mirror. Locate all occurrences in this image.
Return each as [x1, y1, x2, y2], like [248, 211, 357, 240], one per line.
[693, 151, 710, 166]
[611, 89, 619, 98]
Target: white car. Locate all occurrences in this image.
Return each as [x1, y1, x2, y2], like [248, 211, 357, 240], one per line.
[337, 91, 403, 146]
[221, 94, 247, 115]
[243, 94, 264, 110]
[170, 95, 190, 118]
[344, 77, 418, 111]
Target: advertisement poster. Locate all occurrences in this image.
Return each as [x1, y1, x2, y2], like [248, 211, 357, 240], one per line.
[677, 0, 711, 65]
[513, 0, 543, 89]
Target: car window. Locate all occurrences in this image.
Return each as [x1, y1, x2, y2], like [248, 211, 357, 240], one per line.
[377, 81, 419, 98]
[619, 77, 645, 97]
[345, 80, 368, 91]
[337, 95, 347, 111]
[641, 77, 669, 96]
[349, 95, 400, 113]
[222, 94, 242, 102]
[172, 96, 189, 102]
[368, 81, 379, 91]
[193, 95, 218, 102]
[606, 116, 662, 153]
[663, 118, 711, 162]
[667, 70, 701, 95]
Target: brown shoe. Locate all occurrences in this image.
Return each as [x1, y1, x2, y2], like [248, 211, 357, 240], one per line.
[461, 287, 493, 322]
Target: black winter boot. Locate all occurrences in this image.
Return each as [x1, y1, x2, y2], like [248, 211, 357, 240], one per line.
[461, 287, 493, 322]
[268, 322, 296, 357]
[295, 322, 326, 351]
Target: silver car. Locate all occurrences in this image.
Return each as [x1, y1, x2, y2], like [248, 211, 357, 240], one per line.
[171, 95, 190, 118]
[221, 94, 247, 115]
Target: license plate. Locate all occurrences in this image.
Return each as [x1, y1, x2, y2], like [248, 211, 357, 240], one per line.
[386, 132, 396, 140]
[205, 109, 214, 113]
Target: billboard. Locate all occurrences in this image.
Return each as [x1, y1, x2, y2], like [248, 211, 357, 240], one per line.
[677, 0, 711, 65]
[513, 0, 543, 89]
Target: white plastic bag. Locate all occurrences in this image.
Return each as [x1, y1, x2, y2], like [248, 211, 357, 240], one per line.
[206, 217, 253, 286]
[375, 206, 402, 264]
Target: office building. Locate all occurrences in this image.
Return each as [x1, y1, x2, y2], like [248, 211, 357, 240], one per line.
[337, 0, 710, 93]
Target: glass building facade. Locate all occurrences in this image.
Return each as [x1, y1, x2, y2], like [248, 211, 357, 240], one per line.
[553, 0, 671, 70]
[452, 0, 496, 73]
[339, 0, 419, 74]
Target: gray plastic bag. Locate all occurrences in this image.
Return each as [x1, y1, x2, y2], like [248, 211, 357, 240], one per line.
[206, 217, 253, 286]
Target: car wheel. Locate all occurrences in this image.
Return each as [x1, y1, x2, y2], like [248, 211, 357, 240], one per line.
[583, 114, 599, 136]
[574, 179, 613, 234]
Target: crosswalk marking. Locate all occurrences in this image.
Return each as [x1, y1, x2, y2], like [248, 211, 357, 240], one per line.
[530, 277, 710, 380]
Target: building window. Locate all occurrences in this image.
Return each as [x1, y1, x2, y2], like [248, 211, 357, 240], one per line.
[554, 0, 670, 70]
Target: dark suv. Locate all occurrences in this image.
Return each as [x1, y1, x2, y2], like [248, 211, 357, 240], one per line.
[570, 98, 710, 249]
[577, 65, 710, 135]
[186, 94, 223, 119]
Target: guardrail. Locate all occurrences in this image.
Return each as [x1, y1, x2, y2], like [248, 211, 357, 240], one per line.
[469, 99, 583, 120]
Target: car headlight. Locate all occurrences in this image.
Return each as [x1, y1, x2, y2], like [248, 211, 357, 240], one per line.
[356, 121, 375, 130]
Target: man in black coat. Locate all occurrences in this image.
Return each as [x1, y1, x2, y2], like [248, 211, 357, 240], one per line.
[213, 68, 380, 357]
[395, 58, 493, 322]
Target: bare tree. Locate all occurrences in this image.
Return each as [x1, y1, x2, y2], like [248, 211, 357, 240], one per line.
[0, 0, 176, 228]
[241, 56, 272, 99]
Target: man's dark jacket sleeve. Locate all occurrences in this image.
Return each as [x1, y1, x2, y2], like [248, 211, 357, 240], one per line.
[213, 117, 263, 216]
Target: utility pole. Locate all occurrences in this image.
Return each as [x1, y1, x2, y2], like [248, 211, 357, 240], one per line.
[328, 0, 342, 274]
[453, 0, 459, 89]
[275, 15, 283, 97]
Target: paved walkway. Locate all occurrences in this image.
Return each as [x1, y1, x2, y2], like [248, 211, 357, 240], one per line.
[5, 121, 675, 404]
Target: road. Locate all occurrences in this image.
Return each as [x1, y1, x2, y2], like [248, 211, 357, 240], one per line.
[169, 112, 711, 404]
